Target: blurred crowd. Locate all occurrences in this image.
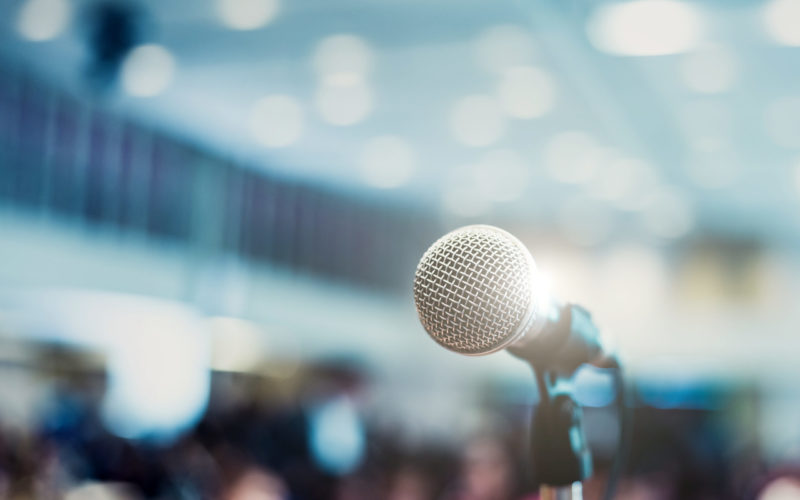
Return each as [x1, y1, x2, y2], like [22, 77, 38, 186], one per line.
[0, 357, 795, 500]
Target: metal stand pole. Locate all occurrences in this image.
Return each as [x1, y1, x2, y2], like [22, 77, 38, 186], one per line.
[540, 482, 583, 500]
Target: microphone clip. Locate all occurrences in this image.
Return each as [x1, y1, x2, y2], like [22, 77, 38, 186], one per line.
[529, 367, 593, 488]
[509, 303, 605, 375]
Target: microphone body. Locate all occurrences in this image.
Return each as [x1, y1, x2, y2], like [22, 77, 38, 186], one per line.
[413, 225, 628, 500]
[413, 224, 612, 372]
[508, 302, 610, 373]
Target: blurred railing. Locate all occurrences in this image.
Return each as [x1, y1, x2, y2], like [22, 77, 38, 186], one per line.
[0, 61, 438, 292]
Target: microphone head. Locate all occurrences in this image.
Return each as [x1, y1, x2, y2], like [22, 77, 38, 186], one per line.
[413, 225, 542, 356]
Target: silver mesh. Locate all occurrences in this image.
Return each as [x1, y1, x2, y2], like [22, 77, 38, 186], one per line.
[413, 225, 536, 355]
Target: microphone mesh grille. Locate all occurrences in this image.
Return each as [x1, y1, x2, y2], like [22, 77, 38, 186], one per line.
[413, 225, 534, 355]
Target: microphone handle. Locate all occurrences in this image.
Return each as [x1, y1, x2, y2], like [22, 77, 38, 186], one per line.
[509, 303, 605, 373]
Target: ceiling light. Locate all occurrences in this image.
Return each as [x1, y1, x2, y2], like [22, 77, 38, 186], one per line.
[587, 1, 703, 56]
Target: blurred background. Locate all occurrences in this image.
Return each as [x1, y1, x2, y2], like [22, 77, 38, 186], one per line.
[1, 0, 800, 498]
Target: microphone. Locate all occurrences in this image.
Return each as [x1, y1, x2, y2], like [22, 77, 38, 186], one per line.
[413, 224, 614, 372]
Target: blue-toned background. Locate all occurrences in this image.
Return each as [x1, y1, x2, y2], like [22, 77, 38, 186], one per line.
[0, 1, 799, 498]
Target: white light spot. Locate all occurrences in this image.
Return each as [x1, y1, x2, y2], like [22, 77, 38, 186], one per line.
[681, 44, 738, 94]
[322, 72, 363, 87]
[587, 0, 703, 56]
[692, 136, 727, 153]
[765, 96, 800, 149]
[588, 156, 658, 210]
[312, 34, 374, 79]
[472, 149, 530, 202]
[557, 196, 614, 246]
[250, 95, 304, 147]
[442, 180, 491, 217]
[496, 66, 557, 119]
[16, 0, 71, 42]
[310, 397, 366, 475]
[65, 483, 136, 500]
[545, 131, 600, 183]
[102, 306, 210, 441]
[681, 100, 733, 154]
[359, 135, 416, 189]
[474, 24, 536, 74]
[683, 102, 731, 139]
[121, 44, 176, 97]
[315, 79, 373, 126]
[599, 245, 669, 316]
[687, 148, 741, 188]
[450, 95, 506, 147]
[764, 0, 800, 46]
[533, 249, 594, 306]
[210, 317, 265, 373]
[216, 0, 279, 30]
[640, 187, 694, 239]
[759, 477, 800, 500]
[795, 160, 800, 196]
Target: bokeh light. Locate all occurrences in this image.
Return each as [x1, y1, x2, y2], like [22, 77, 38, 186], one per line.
[681, 44, 738, 94]
[640, 187, 695, 239]
[441, 180, 491, 217]
[598, 244, 670, 316]
[120, 44, 176, 97]
[210, 316, 265, 373]
[496, 66, 557, 119]
[450, 95, 505, 147]
[682, 100, 733, 151]
[764, 0, 800, 46]
[687, 148, 741, 188]
[315, 79, 373, 126]
[765, 96, 800, 149]
[216, 0, 280, 31]
[587, 0, 703, 56]
[588, 157, 658, 210]
[309, 397, 366, 475]
[65, 483, 135, 500]
[545, 131, 600, 183]
[249, 94, 304, 147]
[758, 477, 800, 500]
[557, 196, 614, 246]
[473, 24, 536, 74]
[795, 160, 800, 195]
[101, 305, 210, 441]
[16, 0, 71, 42]
[359, 135, 417, 189]
[472, 149, 530, 202]
[312, 34, 374, 79]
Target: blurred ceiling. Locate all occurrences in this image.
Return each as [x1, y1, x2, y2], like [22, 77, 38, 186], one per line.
[2, 0, 800, 247]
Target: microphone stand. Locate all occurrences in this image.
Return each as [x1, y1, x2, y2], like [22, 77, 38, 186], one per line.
[531, 367, 592, 500]
[510, 304, 599, 500]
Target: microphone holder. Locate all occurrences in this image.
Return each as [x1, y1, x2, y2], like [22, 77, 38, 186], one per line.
[510, 304, 599, 500]
[531, 367, 592, 500]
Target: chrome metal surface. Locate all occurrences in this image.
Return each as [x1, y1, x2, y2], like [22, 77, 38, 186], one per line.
[413, 225, 541, 355]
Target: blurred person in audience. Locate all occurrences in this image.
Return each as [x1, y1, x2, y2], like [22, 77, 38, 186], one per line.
[385, 466, 435, 500]
[444, 435, 528, 500]
[753, 473, 800, 500]
[224, 467, 288, 500]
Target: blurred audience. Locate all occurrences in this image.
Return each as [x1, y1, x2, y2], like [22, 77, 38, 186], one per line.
[0, 357, 789, 500]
